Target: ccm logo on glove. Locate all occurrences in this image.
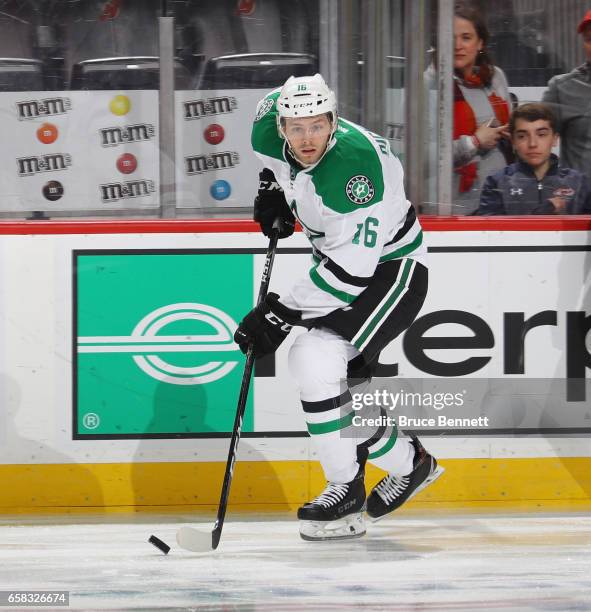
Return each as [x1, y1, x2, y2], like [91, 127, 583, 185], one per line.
[234, 293, 301, 357]
[264, 312, 293, 333]
[258, 179, 282, 192]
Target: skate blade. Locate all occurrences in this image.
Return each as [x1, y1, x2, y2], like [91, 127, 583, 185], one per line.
[369, 465, 445, 523]
[299, 512, 366, 541]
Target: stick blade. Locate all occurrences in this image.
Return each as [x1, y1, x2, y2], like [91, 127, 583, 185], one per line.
[176, 526, 214, 553]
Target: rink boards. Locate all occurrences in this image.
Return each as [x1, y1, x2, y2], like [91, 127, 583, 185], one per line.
[0, 217, 589, 512]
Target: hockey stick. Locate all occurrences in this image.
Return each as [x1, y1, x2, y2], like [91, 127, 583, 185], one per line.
[176, 223, 281, 552]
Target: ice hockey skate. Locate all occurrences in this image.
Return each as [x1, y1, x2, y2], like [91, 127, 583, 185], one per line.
[366, 436, 444, 521]
[297, 466, 366, 541]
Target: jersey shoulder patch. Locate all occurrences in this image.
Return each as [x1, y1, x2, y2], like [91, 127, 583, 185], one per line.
[251, 92, 284, 161]
[309, 120, 385, 214]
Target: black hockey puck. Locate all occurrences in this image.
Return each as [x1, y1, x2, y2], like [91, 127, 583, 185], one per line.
[149, 535, 171, 555]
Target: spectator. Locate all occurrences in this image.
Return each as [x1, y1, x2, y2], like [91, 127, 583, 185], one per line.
[542, 9, 591, 180]
[476, 103, 591, 215]
[453, 4, 512, 213]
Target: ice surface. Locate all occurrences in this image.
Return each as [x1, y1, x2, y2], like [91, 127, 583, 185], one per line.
[0, 512, 589, 610]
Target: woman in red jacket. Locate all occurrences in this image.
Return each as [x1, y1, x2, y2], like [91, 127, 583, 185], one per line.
[453, 4, 512, 213]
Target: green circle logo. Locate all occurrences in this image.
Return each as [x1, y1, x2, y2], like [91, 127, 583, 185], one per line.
[346, 175, 374, 204]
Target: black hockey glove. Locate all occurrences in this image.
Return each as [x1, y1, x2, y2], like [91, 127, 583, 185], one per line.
[254, 168, 295, 239]
[234, 293, 301, 357]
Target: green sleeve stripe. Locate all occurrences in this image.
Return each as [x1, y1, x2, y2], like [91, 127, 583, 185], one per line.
[307, 412, 355, 435]
[379, 231, 423, 262]
[368, 425, 398, 460]
[309, 266, 357, 304]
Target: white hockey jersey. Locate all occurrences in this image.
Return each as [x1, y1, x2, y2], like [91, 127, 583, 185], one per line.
[252, 91, 427, 320]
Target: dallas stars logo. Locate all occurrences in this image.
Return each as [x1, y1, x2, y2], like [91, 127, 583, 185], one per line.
[346, 175, 375, 204]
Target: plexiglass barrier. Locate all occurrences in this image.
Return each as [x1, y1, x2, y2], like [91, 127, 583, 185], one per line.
[0, 0, 589, 218]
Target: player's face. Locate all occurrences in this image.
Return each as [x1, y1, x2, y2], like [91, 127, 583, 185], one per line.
[283, 115, 332, 165]
[511, 118, 558, 170]
[582, 25, 591, 62]
[454, 17, 483, 75]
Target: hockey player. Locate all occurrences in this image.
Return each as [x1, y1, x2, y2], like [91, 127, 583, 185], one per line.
[234, 74, 443, 540]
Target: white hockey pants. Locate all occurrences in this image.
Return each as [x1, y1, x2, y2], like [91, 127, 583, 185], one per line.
[288, 327, 414, 483]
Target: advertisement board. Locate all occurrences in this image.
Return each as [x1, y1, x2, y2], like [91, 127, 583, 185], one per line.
[0, 221, 588, 510]
[174, 89, 266, 210]
[74, 249, 255, 437]
[0, 91, 160, 213]
[64, 230, 591, 441]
